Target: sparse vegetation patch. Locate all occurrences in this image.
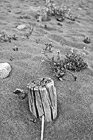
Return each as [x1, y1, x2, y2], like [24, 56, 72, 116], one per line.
[44, 46, 88, 81]
[36, 0, 75, 22]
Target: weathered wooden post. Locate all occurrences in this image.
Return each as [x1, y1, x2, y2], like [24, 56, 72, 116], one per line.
[27, 77, 57, 140]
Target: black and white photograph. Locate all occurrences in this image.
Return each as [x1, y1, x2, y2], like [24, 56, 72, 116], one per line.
[0, 0, 93, 140]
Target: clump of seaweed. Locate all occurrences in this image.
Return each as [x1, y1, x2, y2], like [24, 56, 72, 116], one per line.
[44, 48, 88, 81]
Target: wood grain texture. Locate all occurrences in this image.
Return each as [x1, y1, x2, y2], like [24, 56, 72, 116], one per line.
[28, 77, 57, 122]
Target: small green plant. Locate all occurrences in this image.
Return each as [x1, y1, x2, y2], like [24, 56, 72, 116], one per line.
[83, 37, 91, 44]
[0, 32, 18, 43]
[64, 52, 88, 71]
[44, 51, 76, 81]
[44, 49, 88, 81]
[36, 0, 75, 22]
[44, 41, 53, 52]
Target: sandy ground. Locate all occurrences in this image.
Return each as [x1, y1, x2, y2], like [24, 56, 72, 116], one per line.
[0, 0, 93, 140]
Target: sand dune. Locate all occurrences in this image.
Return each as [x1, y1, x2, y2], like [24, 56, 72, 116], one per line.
[0, 0, 93, 140]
